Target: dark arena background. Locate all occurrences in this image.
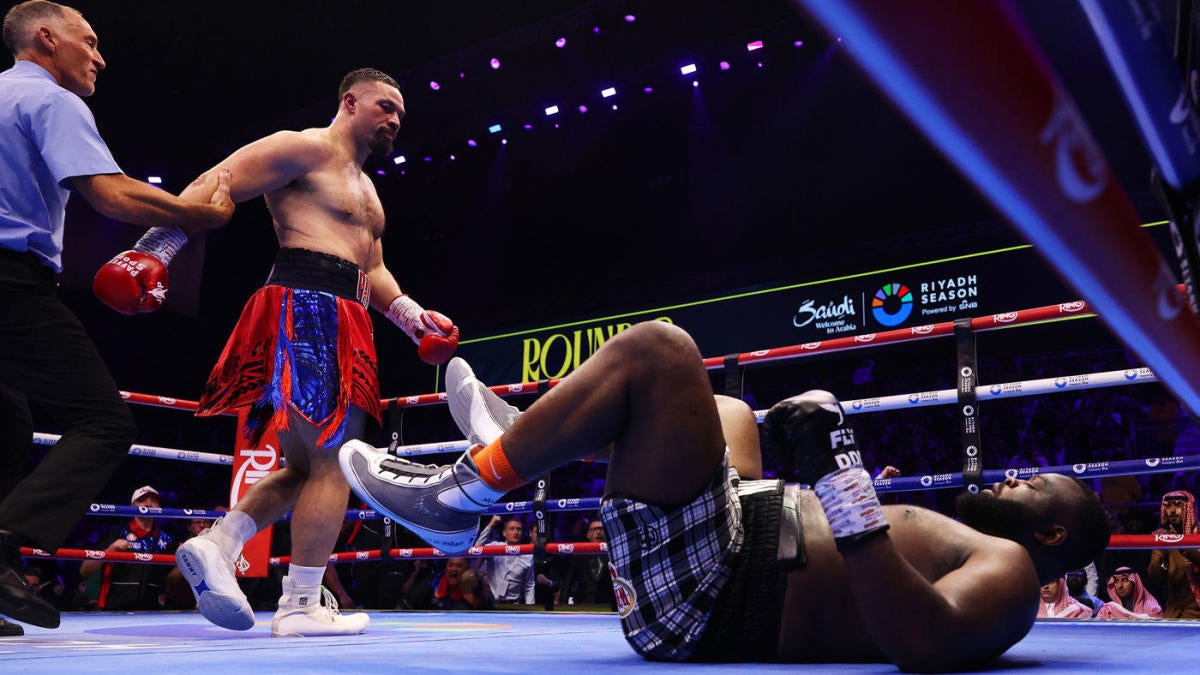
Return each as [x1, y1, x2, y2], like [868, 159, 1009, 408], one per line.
[8, 0, 1200, 672]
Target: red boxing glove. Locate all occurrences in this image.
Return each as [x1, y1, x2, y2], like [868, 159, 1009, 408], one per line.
[416, 310, 460, 365]
[385, 295, 461, 365]
[93, 228, 188, 315]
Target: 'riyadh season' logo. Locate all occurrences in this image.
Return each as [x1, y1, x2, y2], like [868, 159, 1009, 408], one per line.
[872, 283, 913, 327]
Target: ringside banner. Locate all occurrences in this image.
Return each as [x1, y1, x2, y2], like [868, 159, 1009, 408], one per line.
[456, 227, 1170, 385]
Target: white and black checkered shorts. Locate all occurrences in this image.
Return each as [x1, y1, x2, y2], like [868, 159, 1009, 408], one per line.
[602, 454, 788, 661]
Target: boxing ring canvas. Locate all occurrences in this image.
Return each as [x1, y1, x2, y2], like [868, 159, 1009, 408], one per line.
[2, 611, 1197, 673]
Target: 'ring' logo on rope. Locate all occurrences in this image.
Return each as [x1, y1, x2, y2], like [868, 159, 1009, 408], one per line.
[508, 385, 524, 393]
[357, 551, 369, 560]
[920, 475, 933, 487]
[1146, 458, 1161, 468]
[801, 342, 822, 350]
[1058, 301, 1086, 312]
[1073, 464, 1087, 474]
[135, 553, 154, 562]
[469, 546, 483, 556]
[405, 396, 419, 405]
[854, 334, 877, 343]
[1157, 533, 1185, 543]
[399, 549, 413, 558]
[911, 324, 934, 335]
[871, 284, 913, 327]
[992, 312, 1018, 323]
[559, 544, 575, 553]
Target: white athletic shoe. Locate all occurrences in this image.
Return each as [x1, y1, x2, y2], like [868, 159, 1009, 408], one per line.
[445, 357, 521, 446]
[271, 578, 369, 637]
[175, 526, 255, 631]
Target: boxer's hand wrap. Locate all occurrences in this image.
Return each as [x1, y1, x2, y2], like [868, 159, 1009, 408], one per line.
[814, 466, 890, 551]
[132, 227, 189, 264]
[385, 294, 460, 365]
[93, 227, 189, 315]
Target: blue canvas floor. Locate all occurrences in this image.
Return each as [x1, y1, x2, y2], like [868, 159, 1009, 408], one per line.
[1, 611, 1197, 673]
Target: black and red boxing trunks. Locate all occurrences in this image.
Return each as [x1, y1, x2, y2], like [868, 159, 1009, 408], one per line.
[197, 248, 380, 446]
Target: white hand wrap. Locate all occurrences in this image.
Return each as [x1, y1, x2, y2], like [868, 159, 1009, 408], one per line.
[385, 294, 425, 342]
[814, 467, 889, 550]
[133, 227, 189, 265]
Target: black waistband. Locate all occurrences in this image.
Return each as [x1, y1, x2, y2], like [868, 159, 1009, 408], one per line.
[265, 248, 370, 307]
[0, 247, 56, 290]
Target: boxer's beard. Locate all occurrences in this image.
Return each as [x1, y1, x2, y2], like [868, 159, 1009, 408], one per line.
[956, 492, 1044, 542]
[369, 129, 394, 157]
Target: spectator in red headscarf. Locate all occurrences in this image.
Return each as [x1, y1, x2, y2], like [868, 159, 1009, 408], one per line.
[1097, 566, 1162, 619]
[1036, 576, 1092, 619]
[1146, 491, 1200, 619]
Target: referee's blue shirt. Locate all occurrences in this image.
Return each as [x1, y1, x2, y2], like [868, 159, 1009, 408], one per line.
[0, 60, 121, 272]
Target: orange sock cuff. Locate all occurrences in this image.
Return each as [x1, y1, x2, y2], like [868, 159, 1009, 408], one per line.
[471, 437, 529, 491]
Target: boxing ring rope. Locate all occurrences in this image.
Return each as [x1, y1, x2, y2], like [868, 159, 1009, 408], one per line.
[30, 290, 1199, 577]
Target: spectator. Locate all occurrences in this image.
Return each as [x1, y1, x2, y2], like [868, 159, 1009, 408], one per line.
[78, 486, 175, 610]
[1036, 577, 1092, 619]
[1146, 491, 1200, 619]
[558, 519, 614, 609]
[474, 515, 534, 604]
[1064, 568, 1102, 617]
[397, 560, 436, 610]
[432, 558, 492, 610]
[1097, 566, 1163, 619]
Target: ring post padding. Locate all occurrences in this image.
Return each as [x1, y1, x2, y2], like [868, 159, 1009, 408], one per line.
[955, 318, 983, 495]
[723, 353, 743, 399]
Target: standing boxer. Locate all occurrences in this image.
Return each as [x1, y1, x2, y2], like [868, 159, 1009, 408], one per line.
[0, 1, 232, 633]
[99, 67, 457, 637]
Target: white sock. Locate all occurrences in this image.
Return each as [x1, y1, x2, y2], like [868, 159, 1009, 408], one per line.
[207, 510, 257, 562]
[286, 563, 325, 591]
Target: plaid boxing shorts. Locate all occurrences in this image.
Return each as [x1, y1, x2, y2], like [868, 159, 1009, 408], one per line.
[600, 452, 795, 661]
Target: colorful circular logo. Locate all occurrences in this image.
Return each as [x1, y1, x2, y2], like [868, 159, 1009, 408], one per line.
[872, 283, 913, 326]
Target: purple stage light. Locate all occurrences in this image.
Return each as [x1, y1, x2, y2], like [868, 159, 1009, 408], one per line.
[612, 104, 618, 110]
[450, 154, 456, 161]
[719, 61, 730, 71]
[592, 26, 600, 34]
[429, 81, 440, 91]
[523, 123, 533, 130]
[545, 105, 560, 116]
[423, 156, 432, 162]
[747, 40, 763, 51]
[757, 62, 763, 68]
[692, 80, 699, 87]
[578, 105, 588, 113]
[601, 87, 616, 98]
[488, 124, 502, 134]
[624, 15, 635, 22]
[393, 156, 406, 165]
[794, 40, 804, 47]
[501, 138, 508, 145]
[376, 170, 385, 175]
[459, 71, 465, 78]
[467, 140, 477, 148]
[643, 86, 654, 94]
[490, 57, 501, 70]
[680, 63, 697, 75]
[555, 37, 567, 48]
